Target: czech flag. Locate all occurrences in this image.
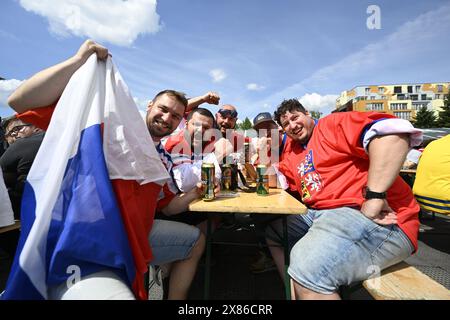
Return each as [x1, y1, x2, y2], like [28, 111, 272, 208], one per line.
[1, 55, 169, 300]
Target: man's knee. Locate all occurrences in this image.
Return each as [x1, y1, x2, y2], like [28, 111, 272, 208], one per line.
[190, 232, 205, 258]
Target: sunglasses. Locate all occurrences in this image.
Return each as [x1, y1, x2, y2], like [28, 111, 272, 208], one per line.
[218, 109, 238, 118]
[5, 124, 31, 137]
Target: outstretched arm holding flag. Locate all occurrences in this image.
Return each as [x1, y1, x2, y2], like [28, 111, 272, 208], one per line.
[8, 40, 109, 114]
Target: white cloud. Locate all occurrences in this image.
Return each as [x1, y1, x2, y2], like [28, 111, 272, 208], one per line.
[298, 93, 339, 111]
[0, 79, 23, 116]
[246, 83, 265, 91]
[19, 0, 161, 47]
[209, 68, 227, 83]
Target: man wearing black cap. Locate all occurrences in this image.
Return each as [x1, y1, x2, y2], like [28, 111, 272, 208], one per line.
[252, 112, 291, 173]
[249, 112, 293, 274]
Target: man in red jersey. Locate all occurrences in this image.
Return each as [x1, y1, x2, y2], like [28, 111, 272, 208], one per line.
[266, 98, 422, 300]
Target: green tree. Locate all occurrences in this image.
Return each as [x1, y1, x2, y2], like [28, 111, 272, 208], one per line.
[412, 106, 437, 128]
[236, 117, 253, 130]
[310, 110, 323, 120]
[437, 92, 450, 128]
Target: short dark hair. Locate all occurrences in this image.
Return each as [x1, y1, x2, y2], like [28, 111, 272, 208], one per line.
[186, 108, 217, 129]
[1, 115, 18, 132]
[152, 89, 188, 109]
[274, 99, 307, 126]
[186, 107, 215, 122]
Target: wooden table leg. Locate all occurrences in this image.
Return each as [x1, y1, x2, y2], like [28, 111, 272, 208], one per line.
[203, 215, 212, 300]
[282, 215, 291, 300]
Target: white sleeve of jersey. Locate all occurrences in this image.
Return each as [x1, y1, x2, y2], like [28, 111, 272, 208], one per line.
[363, 118, 423, 152]
[172, 153, 222, 193]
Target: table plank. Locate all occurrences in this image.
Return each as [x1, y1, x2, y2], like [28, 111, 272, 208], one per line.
[0, 220, 21, 234]
[189, 189, 306, 215]
[400, 169, 417, 174]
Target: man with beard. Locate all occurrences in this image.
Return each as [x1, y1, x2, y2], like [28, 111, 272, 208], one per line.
[163, 108, 221, 231]
[164, 107, 221, 193]
[6, 39, 205, 300]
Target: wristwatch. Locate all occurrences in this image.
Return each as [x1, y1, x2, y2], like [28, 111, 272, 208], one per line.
[362, 186, 386, 200]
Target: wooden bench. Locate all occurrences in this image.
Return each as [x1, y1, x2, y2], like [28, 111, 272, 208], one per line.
[363, 262, 450, 300]
[0, 220, 21, 235]
[290, 261, 450, 300]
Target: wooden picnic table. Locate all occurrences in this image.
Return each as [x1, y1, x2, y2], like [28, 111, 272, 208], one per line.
[189, 188, 307, 300]
[189, 188, 306, 215]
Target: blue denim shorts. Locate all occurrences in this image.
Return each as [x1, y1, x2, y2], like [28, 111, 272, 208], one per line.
[266, 207, 414, 295]
[148, 219, 201, 266]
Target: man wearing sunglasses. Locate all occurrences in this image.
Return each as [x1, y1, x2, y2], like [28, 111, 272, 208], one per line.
[216, 105, 238, 137]
[215, 104, 250, 158]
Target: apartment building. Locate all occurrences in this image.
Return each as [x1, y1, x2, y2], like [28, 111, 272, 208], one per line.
[335, 83, 450, 121]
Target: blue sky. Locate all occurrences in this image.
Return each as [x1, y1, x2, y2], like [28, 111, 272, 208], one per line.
[1, 0, 450, 121]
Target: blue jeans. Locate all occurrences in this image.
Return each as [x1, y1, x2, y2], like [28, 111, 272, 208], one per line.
[149, 219, 200, 266]
[266, 207, 414, 295]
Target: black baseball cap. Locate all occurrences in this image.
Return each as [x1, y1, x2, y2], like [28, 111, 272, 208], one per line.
[253, 112, 277, 128]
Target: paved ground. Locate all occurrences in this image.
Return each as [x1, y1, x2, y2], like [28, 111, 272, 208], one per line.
[1, 211, 449, 299]
[188, 211, 450, 300]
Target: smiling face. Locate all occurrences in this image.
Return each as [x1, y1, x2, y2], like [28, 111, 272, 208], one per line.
[279, 110, 315, 144]
[215, 104, 237, 136]
[146, 93, 185, 140]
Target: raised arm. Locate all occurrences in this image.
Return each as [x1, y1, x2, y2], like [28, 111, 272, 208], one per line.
[361, 133, 410, 225]
[186, 91, 220, 113]
[8, 40, 109, 114]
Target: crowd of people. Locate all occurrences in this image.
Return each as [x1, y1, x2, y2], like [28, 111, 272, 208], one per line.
[1, 39, 447, 300]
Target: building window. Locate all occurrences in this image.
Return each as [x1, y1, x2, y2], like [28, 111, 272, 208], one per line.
[394, 86, 402, 94]
[412, 103, 429, 110]
[421, 94, 427, 100]
[378, 87, 385, 94]
[435, 94, 442, 99]
[381, 95, 386, 100]
[366, 103, 384, 111]
[390, 103, 408, 110]
[370, 96, 376, 100]
[365, 88, 371, 95]
[410, 94, 418, 101]
[407, 86, 413, 93]
[397, 94, 406, 100]
[437, 85, 443, 92]
[415, 85, 421, 92]
[393, 112, 411, 120]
